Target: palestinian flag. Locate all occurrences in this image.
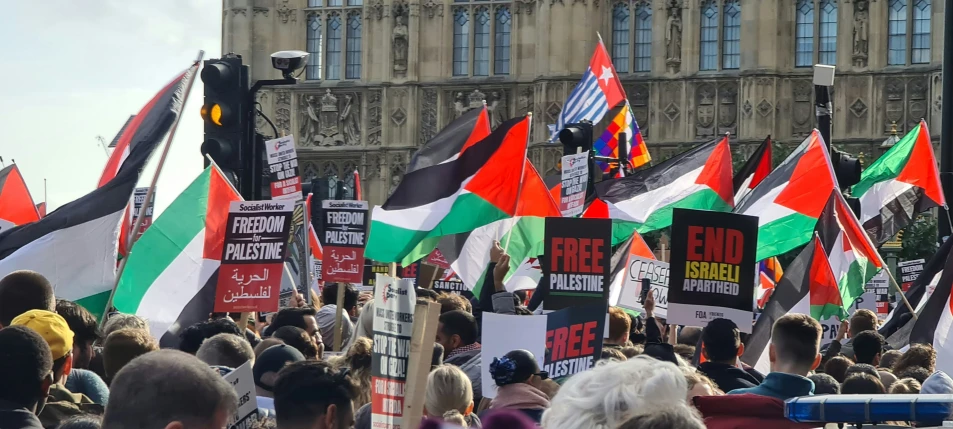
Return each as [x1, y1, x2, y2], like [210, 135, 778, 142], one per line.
[366, 115, 530, 265]
[607, 231, 656, 306]
[0, 118, 164, 319]
[0, 164, 40, 232]
[101, 68, 194, 258]
[910, 243, 953, 375]
[852, 120, 945, 245]
[35, 203, 46, 218]
[438, 159, 560, 293]
[815, 190, 884, 318]
[112, 165, 241, 347]
[735, 130, 838, 261]
[733, 136, 772, 205]
[305, 194, 324, 287]
[406, 106, 491, 173]
[880, 237, 953, 348]
[592, 135, 734, 244]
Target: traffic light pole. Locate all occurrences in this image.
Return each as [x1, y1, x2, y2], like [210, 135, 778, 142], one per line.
[938, 0, 953, 240]
[247, 77, 297, 201]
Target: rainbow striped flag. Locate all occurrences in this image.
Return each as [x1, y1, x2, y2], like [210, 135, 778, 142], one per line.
[593, 101, 651, 173]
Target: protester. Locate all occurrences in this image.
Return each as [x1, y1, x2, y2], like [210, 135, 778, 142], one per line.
[601, 348, 627, 362]
[615, 407, 706, 429]
[481, 409, 538, 429]
[730, 314, 820, 399]
[844, 363, 880, 380]
[542, 355, 695, 429]
[808, 373, 839, 395]
[273, 360, 357, 429]
[604, 307, 631, 350]
[62, 368, 109, 407]
[55, 300, 100, 370]
[697, 318, 763, 391]
[437, 293, 472, 314]
[920, 371, 953, 394]
[0, 326, 53, 429]
[272, 326, 321, 360]
[10, 310, 104, 428]
[179, 318, 244, 355]
[425, 365, 480, 427]
[54, 415, 102, 429]
[825, 310, 879, 360]
[683, 368, 721, 402]
[254, 344, 306, 416]
[621, 346, 643, 359]
[892, 344, 937, 375]
[101, 349, 237, 429]
[483, 350, 550, 424]
[880, 349, 903, 370]
[343, 300, 374, 352]
[896, 366, 932, 384]
[100, 314, 148, 340]
[196, 333, 255, 369]
[436, 310, 483, 404]
[102, 329, 159, 385]
[824, 355, 853, 383]
[841, 373, 886, 394]
[340, 337, 373, 410]
[0, 270, 56, 327]
[889, 377, 921, 394]
[678, 326, 703, 346]
[673, 344, 695, 362]
[316, 284, 358, 351]
[353, 343, 449, 429]
[254, 338, 285, 358]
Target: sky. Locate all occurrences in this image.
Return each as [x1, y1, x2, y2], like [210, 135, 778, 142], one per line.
[0, 0, 221, 216]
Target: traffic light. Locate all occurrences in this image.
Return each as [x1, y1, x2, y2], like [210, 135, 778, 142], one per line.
[832, 148, 862, 190]
[558, 121, 594, 156]
[200, 55, 251, 194]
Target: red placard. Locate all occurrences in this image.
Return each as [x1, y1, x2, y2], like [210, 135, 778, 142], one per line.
[322, 247, 366, 284]
[425, 249, 451, 269]
[321, 200, 369, 284]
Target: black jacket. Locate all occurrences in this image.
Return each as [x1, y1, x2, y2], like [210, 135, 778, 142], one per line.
[698, 361, 764, 392]
[0, 400, 44, 429]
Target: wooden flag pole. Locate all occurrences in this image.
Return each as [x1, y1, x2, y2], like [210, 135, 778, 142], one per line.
[402, 301, 441, 429]
[333, 282, 347, 351]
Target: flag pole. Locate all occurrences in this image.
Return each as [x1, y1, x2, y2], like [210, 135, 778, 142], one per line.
[100, 53, 204, 324]
[504, 112, 532, 254]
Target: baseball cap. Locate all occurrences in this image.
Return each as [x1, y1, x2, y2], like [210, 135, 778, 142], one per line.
[253, 344, 305, 390]
[11, 309, 74, 360]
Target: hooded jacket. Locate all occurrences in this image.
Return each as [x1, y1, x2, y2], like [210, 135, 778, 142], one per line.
[698, 362, 764, 392]
[694, 393, 817, 429]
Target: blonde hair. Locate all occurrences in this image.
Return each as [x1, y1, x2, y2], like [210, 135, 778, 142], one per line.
[889, 377, 921, 394]
[442, 410, 468, 427]
[425, 365, 473, 418]
[344, 337, 373, 408]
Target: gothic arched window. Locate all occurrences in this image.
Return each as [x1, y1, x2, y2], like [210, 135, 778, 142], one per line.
[304, 0, 363, 81]
[795, 0, 815, 67]
[611, 3, 630, 73]
[451, 0, 512, 77]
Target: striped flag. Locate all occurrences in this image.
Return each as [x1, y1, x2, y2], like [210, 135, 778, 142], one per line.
[910, 244, 953, 376]
[593, 102, 651, 173]
[0, 164, 40, 233]
[552, 38, 626, 138]
[756, 256, 783, 309]
[733, 136, 772, 205]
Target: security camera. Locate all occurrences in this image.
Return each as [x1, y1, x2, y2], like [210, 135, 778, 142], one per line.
[271, 50, 309, 80]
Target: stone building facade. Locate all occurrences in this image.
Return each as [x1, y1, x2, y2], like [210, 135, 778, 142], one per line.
[224, 0, 945, 206]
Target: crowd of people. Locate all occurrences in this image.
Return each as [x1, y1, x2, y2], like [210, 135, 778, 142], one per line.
[0, 251, 949, 429]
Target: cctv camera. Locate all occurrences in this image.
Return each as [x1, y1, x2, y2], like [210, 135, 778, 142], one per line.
[271, 50, 309, 79]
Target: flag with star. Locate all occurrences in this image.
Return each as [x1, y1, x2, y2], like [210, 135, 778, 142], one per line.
[551, 34, 627, 139]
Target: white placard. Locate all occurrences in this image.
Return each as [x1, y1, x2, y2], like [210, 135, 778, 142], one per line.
[618, 256, 670, 318]
[559, 152, 589, 217]
[224, 361, 258, 429]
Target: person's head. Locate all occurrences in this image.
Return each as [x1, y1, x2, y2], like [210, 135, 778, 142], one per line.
[845, 363, 880, 380]
[431, 342, 445, 370]
[615, 407, 706, 429]
[677, 326, 702, 346]
[101, 349, 238, 429]
[425, 364, 474, 418]
[274, 360, 357, 429]
[11, 309, 75, 384]
[601, 348, 627, 362]
[889, 377, 921, 394]
[768, 314, 821, 375]
[682, 368, 719, 402]
[673, 344, 695, 362]
[489, 349, 547, 389]
[896, 366, 932, 384]
[196, 333, 255, 369]
[607, 307, 632, 345]
[852, 330, 885, 365]
[0, 326, 54, 413]
[179, 318, 244, 355]
[254, 338, 285, 358]
[700, 318, 743, 364]
[880, 349, 903, 370]
[270, 307, 319, 339]
[541, 355, 688, 429]
[436, 310, 478, 354]
[321, 283, 360, 316]
[841, 373, 886, 394]
[0, 270, 55, 327]
[254, 344, 306, 396]
[621, 345, 643, 359]
[808, 373, 840, 395]
[344, 337, 372, 372]
[920, 371, 953, 394]
[436, 293, 471, 314]
[893, 344, 937, 374]
[56, 415, 102, 429]
[849, 309, 879, 337]
[101, 313, 148, 340]
[103, 328, 159, 383]
[824, 355, 853, 383]
[55, 300, 100, 370]
[273, 326, 321, 360]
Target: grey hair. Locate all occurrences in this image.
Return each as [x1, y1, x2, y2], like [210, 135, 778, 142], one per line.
[102, 349, 238, 429]
[541, 355, 689, 429]
[196, 333, 255, 369]
[103, 314, 149, 339]
[425, 364, 473, 417]
[614, 406, 706, 429]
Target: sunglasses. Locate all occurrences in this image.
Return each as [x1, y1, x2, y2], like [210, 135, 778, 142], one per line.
[535, 371, 549, 380]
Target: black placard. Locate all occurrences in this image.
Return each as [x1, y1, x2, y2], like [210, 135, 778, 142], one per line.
[542, 217, 612, 310]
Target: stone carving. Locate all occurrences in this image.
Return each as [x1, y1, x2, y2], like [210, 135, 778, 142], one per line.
[389, 152, 408, 195]
[515, 0, 536, 15]
[253, 7, 269, 17]
[663, 102, 680, 122]
[665, 0, 683, 73]
[231, 8, 247, 16]
[792, 80, 813, 136]
[546, 102, 562, 123]
[275, 90, 291, 135]
[518, 87, 534, 116]
[884, 78, 905, 133]
[422, 0, 444, 18]
[631, 84, 650, 138]
[695, 83, 716, 138]
[365, 152, 384, 180]
[299, 90, 362, 146]
[256, 91, 269, 132]
[393, 10, 409, 77]
[277, 1, 297, 23]
[852, 0, 869, 68]
[368, 91, 382, 145]
[488, 91, 508, 128]
[849, 98, 868, 118]
[909, 77, 929, 129]
[420, 89, 438, 144]
[369, 0, 385, 20]
[301, 161, 320, 181]
[757, 99, 773, 117]
[743, 100, 753, 117]
[718, 83, 737, 134]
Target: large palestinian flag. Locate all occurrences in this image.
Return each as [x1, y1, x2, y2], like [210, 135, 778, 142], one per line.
[910, 244, 953, 376]
[407, 106, 491, 173]
[733, 136, 772, 205]
[366, 115, 530, 265]
[113, 166, 241, 347]
[852, 120, 944, 245]
[0, 164, 40, 232]
[438, 160, 560, 293]
[735, 130, 838, 261]
[590, 135, 733, 244]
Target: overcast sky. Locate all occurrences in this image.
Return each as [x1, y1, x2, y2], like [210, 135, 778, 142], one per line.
[0, 0, 221, 215]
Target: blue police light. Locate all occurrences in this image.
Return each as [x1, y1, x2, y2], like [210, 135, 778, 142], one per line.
[785, 394, 953, 424]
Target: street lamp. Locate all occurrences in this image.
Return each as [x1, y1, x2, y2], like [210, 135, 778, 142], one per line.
[880, 122, 899, 155]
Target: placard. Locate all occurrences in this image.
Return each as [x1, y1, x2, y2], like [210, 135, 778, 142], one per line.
[214, 201, 294, 313]
[542, 217, 612, 310]
[321, 200, 369, 284]
[265, 135, 302, 201]
[224, 361, 258, 429]
[898, 259, 925, 292]
[132, 187, 156, 240]
[617, 257, 670, 317]
[666, 209, 758, 332]
[433, 279, 467, 294]
[371, 274, 417, 429]
[559, 152, 589, 217]
[279, 201, 310, 308]
[425, 249, 451, 269]
[865, 270, 890, 319]
[544, 303, 606, 381]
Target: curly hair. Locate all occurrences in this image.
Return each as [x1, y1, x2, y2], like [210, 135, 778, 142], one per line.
[892, 344, 937, 374]
[344, 337, 373, 409]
